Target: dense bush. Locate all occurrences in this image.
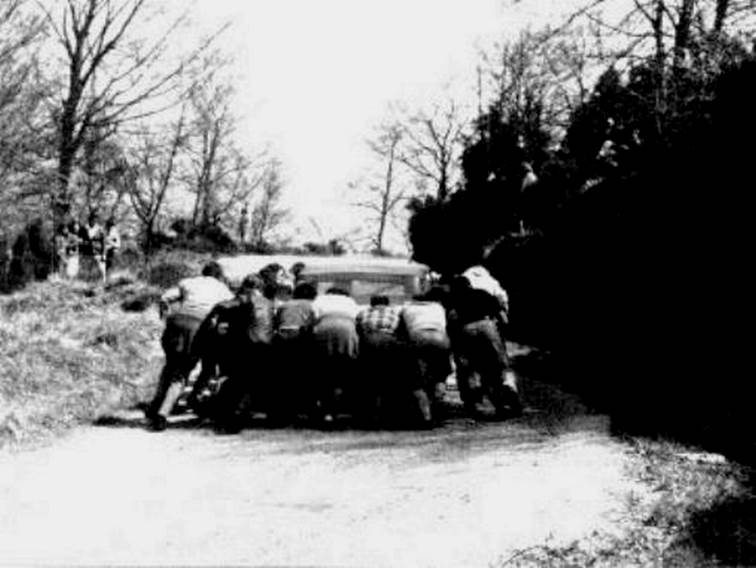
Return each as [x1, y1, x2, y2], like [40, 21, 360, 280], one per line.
[0, 219, 55, 294]
[484, 56, 756, 460]
[408, 46, 755, 460]
[168, 219, 237, 254]
[144, 260, 196, 289]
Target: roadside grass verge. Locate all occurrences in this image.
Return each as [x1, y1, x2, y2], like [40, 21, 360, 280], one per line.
[0, 277, 164, 451]
[498, 437, 754, 567]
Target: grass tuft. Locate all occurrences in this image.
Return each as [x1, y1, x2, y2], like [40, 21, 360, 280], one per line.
[0, 278, 164, 450]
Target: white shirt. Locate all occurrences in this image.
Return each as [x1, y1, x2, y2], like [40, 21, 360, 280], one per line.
[105, 227, 121, 251]
[462, 265, 509, 312]
[401, 301, 447, 335]
[161, 276, 234, 320]
[312, 294, 359, 322]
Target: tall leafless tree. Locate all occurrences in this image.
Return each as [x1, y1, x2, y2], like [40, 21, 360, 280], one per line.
[511, 0, 756, 139]
[126, 109, 187, 253]
[479, 29, 597, 138]
[352, 123, 409, 254]
[249, 160, 289, 249]
[40, 0, 226, 227]
[183, 66, 265, 231]
[392, 99, 468, 201]
[0, 1, 46, 191]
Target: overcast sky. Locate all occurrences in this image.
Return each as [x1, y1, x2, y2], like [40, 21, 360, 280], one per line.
[187, 0, 583, 251]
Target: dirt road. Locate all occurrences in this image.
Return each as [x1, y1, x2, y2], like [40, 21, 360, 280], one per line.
[0, 377, 648, 567]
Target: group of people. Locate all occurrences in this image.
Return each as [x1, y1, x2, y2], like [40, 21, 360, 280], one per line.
[54, 212, 120, 282]
[145, 260, 522, 433]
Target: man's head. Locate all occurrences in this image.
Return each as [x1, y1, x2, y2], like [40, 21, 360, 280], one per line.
[370, 295, 390, 307]
[293, 281, 318, 300]
[290, 261, 306, 279]
[259, 262, 283, 282]
[237, 273, 263, 303]
[201, 261, 224, 280]
[88, 211, 99, 226]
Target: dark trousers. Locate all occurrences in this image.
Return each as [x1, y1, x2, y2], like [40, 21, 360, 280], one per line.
[358, 332, 407, 421]
[312, 320, 359, 418]
[148, 313, 202, 419]
[410, 332, 452, 420]
[455, 318, 520, 415]
[212, 342, 273, 425]
[269, 330, 313, 420]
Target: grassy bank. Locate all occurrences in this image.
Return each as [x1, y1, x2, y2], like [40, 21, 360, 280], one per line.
[500, 437, 754, 567]
[0, 275, 165, 450]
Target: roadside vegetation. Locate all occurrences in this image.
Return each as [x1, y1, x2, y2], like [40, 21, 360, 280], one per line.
[0, 253, 210, 451]
[1, 259, 754, 565]
[500, 439, 755, 567]
[1, 1, 754, 563]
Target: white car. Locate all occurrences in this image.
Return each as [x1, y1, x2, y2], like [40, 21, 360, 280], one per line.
[216, 254, 431, 305]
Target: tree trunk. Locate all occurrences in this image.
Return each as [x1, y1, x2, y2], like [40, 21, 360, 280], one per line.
[55, 145, 76, 225]
[714, 0, 730, 34]
[438, 168, 448, 201]
[652, 0, 667, 141]
[673, 0, 695, 72]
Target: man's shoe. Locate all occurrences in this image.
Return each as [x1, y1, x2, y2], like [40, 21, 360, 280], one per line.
[216, 415, 243, 435]
[147, 415, 167, 432]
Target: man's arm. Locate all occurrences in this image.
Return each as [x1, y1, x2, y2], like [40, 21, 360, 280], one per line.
[159, 285, 182, 318]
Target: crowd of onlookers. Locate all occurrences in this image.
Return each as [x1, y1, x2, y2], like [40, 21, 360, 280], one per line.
[145, 260, 522, 433]
[53, 212, 120, 283]
[0, 213, 121, 293]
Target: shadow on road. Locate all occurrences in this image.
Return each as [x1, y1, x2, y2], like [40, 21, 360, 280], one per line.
[92, 348, 613, 464]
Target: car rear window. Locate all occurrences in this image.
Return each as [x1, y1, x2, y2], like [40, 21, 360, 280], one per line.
[308, 273, 415, 305]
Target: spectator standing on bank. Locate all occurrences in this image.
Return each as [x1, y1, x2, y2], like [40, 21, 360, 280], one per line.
[53, 224, 69, 279]
[83, 212, 106, 282]
[238, 204, 249, 244]
[519, 162, 539, 234]
[104, 217, 121, 277]
[64, 219, 82, 279]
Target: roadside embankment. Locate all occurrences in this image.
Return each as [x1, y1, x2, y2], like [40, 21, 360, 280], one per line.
[0, 276, 164, 450]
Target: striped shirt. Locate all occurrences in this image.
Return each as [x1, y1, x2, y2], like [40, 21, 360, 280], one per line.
[356, 305, 401, 336]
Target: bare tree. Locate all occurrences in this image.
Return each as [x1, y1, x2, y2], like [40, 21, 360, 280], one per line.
[352, 123, 409, 255]
[479, 29, 596, 138]
[503, 0, 755, 144]
[578, 0, 755, 133]
[551, 0, 756, 73]
[0, 1, 47, 189]
[40, 0, 226, 227]
[392, 99, 468, 201]
[182, 60, 265, 231]
[249, 160, 289, 249]
[126, 109, 187, 253]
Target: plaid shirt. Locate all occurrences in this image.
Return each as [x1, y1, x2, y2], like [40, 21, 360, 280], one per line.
[356, 305, 401, 336]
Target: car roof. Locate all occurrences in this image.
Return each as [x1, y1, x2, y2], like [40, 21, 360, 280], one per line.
[216, 254, 428, 287]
